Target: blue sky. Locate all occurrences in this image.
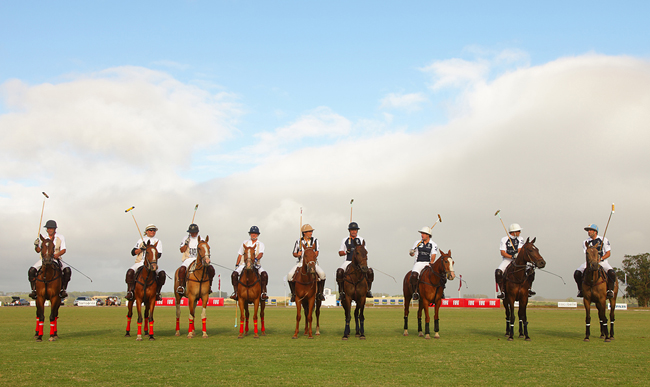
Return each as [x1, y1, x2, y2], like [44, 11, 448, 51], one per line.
[1, 1, 650, 298]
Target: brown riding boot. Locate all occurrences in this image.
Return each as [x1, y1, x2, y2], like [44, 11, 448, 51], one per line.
[336, 268, 345, 301]
[177, 266, 187, 295]
[125, 269, 135, 301]
[260, 271, 269, 300]
[230, 271, 239, 300]
[60, 267, 71, 299]
[366, 268, 374, 298]
[288, 281, 296, 303]
[156, 271, 166, 301]
[410, 272, 420, 300]
[206, 265, 215, 294]
[28, 267, 38, 299]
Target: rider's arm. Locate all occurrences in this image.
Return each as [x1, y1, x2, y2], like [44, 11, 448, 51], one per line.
[54, 249, 66, 259]
[236, 254, 242, 266]
[500, 250, 513, 259]
[429, 253, 436, 264]
[256, 252, 264, 261]
[601, 251, 611, 261]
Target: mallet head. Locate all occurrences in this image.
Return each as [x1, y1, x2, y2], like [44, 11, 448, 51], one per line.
[438, 214, 442, 222]
[42, 192, 49, 198]
[125, 206, 135, 213]
[494, 210, 501, 216]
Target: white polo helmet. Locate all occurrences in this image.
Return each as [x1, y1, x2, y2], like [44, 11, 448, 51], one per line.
[509, 223, 521, 232]
[418, 226, 432, 236]
[144, 224, 158, 232]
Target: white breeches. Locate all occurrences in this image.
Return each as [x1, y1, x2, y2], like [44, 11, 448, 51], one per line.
[577, 259, 613, 273]
[130, 261, 162, 274]
[236, 262, 265, 275]
[32, 259, 68, 270]
[181, 257, 197, 269]
[338, 260, 351, 271]
[288, 260, 326, 281]
[497, 258, 513, 272]
[411, 261, 431, 274]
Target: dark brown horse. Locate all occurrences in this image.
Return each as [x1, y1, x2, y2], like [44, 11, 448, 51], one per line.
[125, 240, 160, 341]
[34, 236, 63, 342]
[175, 236, 211, 338]
[582, 241, 618, 342]
[291, 246, 320, 339]
[237, 245, 264, 338]
[502, 237, 546, 341]
[403, 249, 455, 339]
[341, 239, 369, 340]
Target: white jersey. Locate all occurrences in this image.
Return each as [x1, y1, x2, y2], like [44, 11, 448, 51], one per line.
[500, 235, 524, 257]
[179, 235, 199, 261]
[582, 235, 611, 258]
[411, 239, 438, 262]
[293, 237, 319, 256]
[40, 233, 66, 254]
[237, 239, 265, 256]
[340, 236, 366, 262]
[133, 236, 162, 263]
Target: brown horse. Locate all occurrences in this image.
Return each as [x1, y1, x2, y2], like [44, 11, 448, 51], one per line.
[237, 244, 264, 338]
[341, 239, 369, 340]
[502, 237, 546, 341]
[582, 241, 618, 342]
[291, 246, 320, 339]
[403, 249, 455, 339]
[174, 236, 211, 338]
[125, 240, 161, 341]
[34, 236, 63, 342]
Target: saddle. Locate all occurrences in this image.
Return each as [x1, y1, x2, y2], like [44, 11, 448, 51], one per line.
[38, 259, 62, 275]
[583, 266, 607, 285]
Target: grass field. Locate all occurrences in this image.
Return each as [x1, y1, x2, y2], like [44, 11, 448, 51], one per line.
[1, 305, 649, 386]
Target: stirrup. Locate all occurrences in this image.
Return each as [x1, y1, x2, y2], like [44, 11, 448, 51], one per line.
[59, 289, 68, 299]
[318, 293, 325, 301]
[497, 293, 505, 299]
[338, 292, 345, 301]
[176, 286, 185, 295]
[29, 290, 37, 300]
[126, 291, 134, 301]
[261, 292, 268, 300]
[528, 289, 536, 296]
[412, 292, 419, 301]
[606, 290, 614, 299]
[576, 291, 584, 298]
[366, 290, 373, 298]
[156, 293, 162, 301]
[290, 294, 296, 303]
[230, 292, 238, 301]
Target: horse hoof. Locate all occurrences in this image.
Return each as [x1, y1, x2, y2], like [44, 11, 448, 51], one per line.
[434, 333, 440, 339]
[36, 337, 42, 342]
[342, 336, 348, 341]
[355, 334, 360, 338]
[599, 335, 605, 339]
[149, 336, 155, 341]
[308, 336, 314, 339]
[525, 337, 531, 342]
[202, 333, 209, 338]
[584, 338, 590, 342]
[262, 332, 266, 336]
[418, 332, 424, 337]
[237, 335, 244, 339]
[425, 334, 431, 340]
[292, 335, 298, 339]
[359, 335, 366, 340]
[605, 338, 611, 342]
[315, 331, 320, 336]
[175, 331, 180, 337]
[519, 334, 524, 339]
[125, 333, 131, 337]
[136, 337, 142, 341]
[507, 337, 513, 341]
[403, 331, 408, 336]
[49, 336, 57, 342]
[254, 335, 259, 339]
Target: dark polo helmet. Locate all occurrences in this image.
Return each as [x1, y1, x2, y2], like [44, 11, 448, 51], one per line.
[249, 225, 260, 234]
[348, 222, 360, 230]
[187, 224, 199, 233]
[44, 220, 57, 229]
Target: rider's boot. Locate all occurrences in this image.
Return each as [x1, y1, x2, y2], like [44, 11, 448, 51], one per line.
[155, 271, 166, 301]
[60, 267, 71, 299]
[288, 281, 296, 303]
[176, 266, 187, 296]
[28, 267, 38, 299]
[336, 268, 345, 301]
[574, 270, 584, 298]
[206, 265, 215, 294]
[260, 271, 269, 300]
[495, 269, 505, 299]
[230, 271, 239, 300]
[527, 270, 536, 297]
[125, 269, 135, 301]
[606, 269, 617, 299]
[317, 280, 326, 301]
[410, 271, 420, 301]
[365, 268, 374, 298]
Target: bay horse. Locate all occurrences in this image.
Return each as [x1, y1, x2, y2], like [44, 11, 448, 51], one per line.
[402, 249, 455, 339]
[125, 240, 160, 341]
[502, 237, 546, 341]
[582, 241, 618, 342]
[341, 239, 369, 340]
[237, 244, 265, 338]
[34, 236, 63, 342]
[291, 246, 320, 339]
[174, 236, 211, 338]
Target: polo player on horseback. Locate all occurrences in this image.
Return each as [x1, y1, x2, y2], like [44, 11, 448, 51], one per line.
[495, 223, 536, 299]
[231, 226, 269, 301]
[407, 226, 439, 301]
[29, 220, 71, 299]
[287, 224, 326, 302]
[574, 224, 617, 299]
[176, 223, 215, 296]
[336, 222, 373, 300]
[124, 224, 166, 301]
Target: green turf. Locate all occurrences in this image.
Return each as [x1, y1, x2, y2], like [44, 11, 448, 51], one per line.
[1, 305, 648, 386]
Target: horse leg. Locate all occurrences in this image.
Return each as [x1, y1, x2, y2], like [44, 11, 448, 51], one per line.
[583, 297, 591, 341]
[307, 298, 315, 339]
[125, 299, 134, 337]
[315, 298, 321, 336]
[175, 292, 182, 337]
[136, 299, 143, 341]
[507, 297, 515, 341]
[293, 297, 302, 339]
[519, 298, 530, 341]
[237, 299, 245, 338]
[403, 296, 411, 336]
[303, 299, 309, 336]
[188, 296, 197, 339]
[148, 300, 156, 341]
[433, 301, 441, 339]
[245, 303, 250, 335]
[261, 299, 266, 336]
[417, 302, 424, 337]
[358, 303, 366, 340]
[35, 299, 45, 342]
[609, 293, 616, 340]
[49, 297, 61, 341]
[598, 299, 610, 342]
[354, 304, 360, 337]
[253, 299, 260, 338]
[201, 296, 209, 339]
[423, 302, 431, 340]
[342, 299, 351, 340]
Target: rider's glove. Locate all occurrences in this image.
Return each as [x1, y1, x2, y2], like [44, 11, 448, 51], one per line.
[34, 239, 40, 247]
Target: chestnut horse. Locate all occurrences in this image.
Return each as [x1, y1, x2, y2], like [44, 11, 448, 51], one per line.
[237, 245, 265, 338]
[582, 241, 618, 342]
[502, 237, 546, 341]
[34, 236, 63, 342]
[292, 246, 320, 339]
[125, 240, 160, 341]
[341, 239, 369, 340]
[174, 236, 211, 338]
[403, 249, 455, 339]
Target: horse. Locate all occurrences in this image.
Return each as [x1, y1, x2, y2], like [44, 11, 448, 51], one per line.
[125, 240, 160, 341]
[34, 236, 63, 342]
[502, 237, 546, 341]
[582, 240, 618, 342]
[402, 249, 455, 339]
[291, 246, 321, 339]
[341, 239, 369, 340]
[237, 244, 265, 338]
[174, 236, 211, 338]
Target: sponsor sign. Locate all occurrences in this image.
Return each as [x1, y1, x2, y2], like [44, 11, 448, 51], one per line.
[77, 300, 97, 307]
[156, 297, 224, 306]
[464, 299, 500, 308]
[558, 302, 578, 308]
[608, 303, 627, 310]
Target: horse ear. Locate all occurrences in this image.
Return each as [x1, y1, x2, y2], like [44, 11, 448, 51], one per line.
[531, 237, 536, 244]
[362, 240, 366, 247]
[40, 234, 45, 242]
[205, 235, 209, 242]
[447, 249, 451, 256]
[153, 241, 158, 247]
[585, 240, 589, 249]
[525, 237, 530, 244]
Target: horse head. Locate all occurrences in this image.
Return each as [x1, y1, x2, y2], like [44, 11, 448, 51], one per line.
[351, 239, 368, 273]
[197, 236, 210, 269]
[143, 240, 159, 271]
[520, 237, 546, 269]
[40, 235, 55, 267]
[585, 240, 601, 272]
[302, 246, 317, 275]
[439, 249, 456, 281]
[242, 244, 256, 271]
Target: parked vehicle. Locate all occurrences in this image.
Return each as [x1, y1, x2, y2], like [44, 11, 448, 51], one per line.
[105, 296, 122, 306]
[73, 296, 92, 306]
[8, 297, 29, 306]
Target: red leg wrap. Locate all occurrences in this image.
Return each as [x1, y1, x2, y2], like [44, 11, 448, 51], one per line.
[202, 318, 206, 332]
[137, 322, 142, 336]
[176, 318, 180, 331]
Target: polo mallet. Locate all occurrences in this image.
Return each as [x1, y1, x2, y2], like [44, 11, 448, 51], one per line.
[36, 192, 49, 239]
[299, 207, 303, 247]
[191, 204, 199, 224]
[601, 203, 615, 240]
[538, 268, 566, 285]
[430, 214, 442, 229]
[234, 304, 238, 328]
[373, 267, 397, 283]
[61, 259, 93, 283]
[125, 206, 143, 239]
[349, 199, 354, 223]
[494, 210, 517, 254]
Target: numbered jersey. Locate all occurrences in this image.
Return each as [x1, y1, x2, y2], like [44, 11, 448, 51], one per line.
[293, 237, 319, 255]
[411, 239, 438, 262]
[179, 235, 199, 261]
[583, 236, 611, 258]
[340, 236, 365, 262]
[500, 235, 524, 256]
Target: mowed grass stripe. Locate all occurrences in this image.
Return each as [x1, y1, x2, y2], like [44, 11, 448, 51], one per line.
[1, 306, 649, 386]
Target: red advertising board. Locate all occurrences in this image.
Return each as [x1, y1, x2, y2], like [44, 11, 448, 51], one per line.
[156, 297, 224, 306]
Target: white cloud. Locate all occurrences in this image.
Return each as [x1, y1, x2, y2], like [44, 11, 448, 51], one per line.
[379, 92, 428, 112]
[421, 58, 490, 90]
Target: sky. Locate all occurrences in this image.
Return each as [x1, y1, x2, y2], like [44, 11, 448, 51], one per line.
[1, 1, 650, 299]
